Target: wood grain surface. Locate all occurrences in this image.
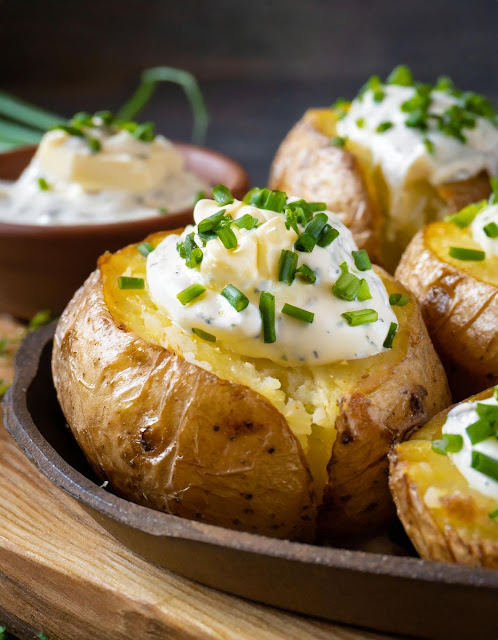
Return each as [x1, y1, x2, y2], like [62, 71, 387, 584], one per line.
[0, 316, 392, 640]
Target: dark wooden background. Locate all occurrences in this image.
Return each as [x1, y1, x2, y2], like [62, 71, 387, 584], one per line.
[1, 0, 497, 184]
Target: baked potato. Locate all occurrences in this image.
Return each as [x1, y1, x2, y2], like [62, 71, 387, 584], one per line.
[395, 198, 498, 400]
[269, 67, 496, 271]
[52, 192, 450, 542]
[390, 388, 498, 568]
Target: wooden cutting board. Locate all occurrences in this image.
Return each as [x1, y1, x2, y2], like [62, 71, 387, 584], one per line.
[0, 316, 390, 640]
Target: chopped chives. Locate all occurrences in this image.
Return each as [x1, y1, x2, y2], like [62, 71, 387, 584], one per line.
[132, 121, 155, 141]
[194, 190, 207, 205]
[387, 65, 414, 87]
[445, 201, 487, 228]
[330, 136, 347, 147]
[88, 137, 101, 153]
[137, 242, 154, 257]
[317, 224, 339, 247]
[94, 110, 114, 124]
[494, 385, 498, 400]
[176, 283, 206, 305]
[357, 279, 372, 301]
[215, 225, 238, 249]
[177, 232, 203, 268]
[158, 207, 169, 215]
[192, 327, 216, 342]
[352, 249, 372, 271]
[278, 250, 298, 286]
[212, 184, 234, 206]
[294, 232, 317, 253]
[232, 214, 259, 230]
[376, 121, 393, 133]
[356, 117, 365, 128]
[423, 138, 434, 154]
[282, 303, 314, 324]
[389, 292, 410, 306]
[449, 247, 485, 261]
[483, 222, 498, 238]
[432, 434, 464, 455]
[490, 177, 498, 205]
[332, 262, 361, 301]
[466, 418, 495, 445]
[118, 276, 145, 290]
[259, 292, 276, 343]
[383, 322, 398, 348]
[197, 209, 227, 233]
[295, 264, 316, 284]
[489, 508, 498, 521]
[37, 177, 50, 191]
[243, 188, 287, 213]
[471, 450, 498, 482]
[342, 309, 378, 326]
[221, 284, 249, 312]
[304, 213, 328, 240]
[476, 403, 498, 425]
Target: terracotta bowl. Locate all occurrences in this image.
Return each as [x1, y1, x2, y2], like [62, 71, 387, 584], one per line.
[0, 144, 249, 319]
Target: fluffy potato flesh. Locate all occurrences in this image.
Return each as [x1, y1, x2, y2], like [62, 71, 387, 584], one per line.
[390, 389, 498, 568]
[395, 221, 498, 400]
[53, 231, 450, 540]
[269, 109, 492, 272]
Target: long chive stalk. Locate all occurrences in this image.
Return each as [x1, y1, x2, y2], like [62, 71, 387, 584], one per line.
[0, 91, 63, 131]
[0, 118, 44, 145]
[117, 66, 209, 144]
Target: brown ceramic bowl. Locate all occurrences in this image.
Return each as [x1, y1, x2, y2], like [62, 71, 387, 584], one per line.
[0, 144, 249, 319]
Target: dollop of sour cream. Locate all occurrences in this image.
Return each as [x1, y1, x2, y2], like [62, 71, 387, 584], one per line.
[0, 124, 207, 225]
[442, 395, 498, 500]
[147, 197, 397, 365]
[471, 202, 498, 257]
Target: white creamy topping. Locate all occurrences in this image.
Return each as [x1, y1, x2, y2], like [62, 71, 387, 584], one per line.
[443, 396, 498, 499]
[0, 128, 207, 225]
[471, 203, 498, 257]
[336, 86, 498, 238]
[147, 198, 397, 365]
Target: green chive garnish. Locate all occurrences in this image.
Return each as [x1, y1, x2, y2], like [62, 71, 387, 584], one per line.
[449, 247, 485, 261]
[194, 190, 207, 205]
[357, 279, 372, 301]
[192, 328, 216, 342]
[279, 250, 298, 286]
[389, 292, 410, 306]
[330, 136, 347, 147]
[432, 434, 464, 456]
[483, 222, 498, 238]
[423, 138, 434, 154]
[386, 65, 414, 87]
[489, 508, 498, 521]
[215, 225, 238, 250]
[137, 242, 154, 257]
[294, 232, 317, 253]
[37, 177, 50, 191]
[445, 201, 487, 228]
[341, 309, 378, 326]
[259, 291, 276, 343]
[471, 450, 498, 482]
[88, 137, 101, 153]
[197, 209, 227, 234]
[490, 177, 498, 205]
[332, 262, 361, 301]
[352, 249, 372, 271]
[383, 322, 398, 348]
[282, 303, 314, 324]
[304, 213, 328, 240]
[317, 224, 339, 247]
[158, 207, 168, 215]
[356, 117, 365, 128]
[476, 403, 498, 424]
[232, 214, 259, 230]
[295, 264, 316, 284]
[466, 418, 495, 445]
[376, 121, 393, 133]
[177, 233, 203, 268]
[132, 121, 155, 141]
[118, 276, 145, 290]
[221, 284, 249, 312]
[212, 184, 234, 206]
[243, 188, 287, 213]
[176, 283, 206, 305]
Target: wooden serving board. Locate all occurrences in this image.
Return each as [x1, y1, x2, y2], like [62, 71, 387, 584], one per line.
[0, 316, 389, 640]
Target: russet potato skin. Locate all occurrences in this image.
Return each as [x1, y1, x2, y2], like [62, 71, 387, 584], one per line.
[52, 270, 316, 541]
[269, 109, 382, 262]
[269, 110, 492, 272]
[52, 233, 450, 541]
[389, 389, 498, 568]
[395, 224, 498, 400]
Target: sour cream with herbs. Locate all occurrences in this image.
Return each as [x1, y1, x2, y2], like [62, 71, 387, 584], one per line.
[471, 203, 498, 257]
[442, 395, 498, 500]
[0, 124, 207, 225]
[147, 197, 397, 365]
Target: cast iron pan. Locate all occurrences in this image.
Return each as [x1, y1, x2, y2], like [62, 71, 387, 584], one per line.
[4, 323, 498, 639]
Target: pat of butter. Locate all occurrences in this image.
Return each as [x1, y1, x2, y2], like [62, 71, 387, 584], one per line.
[36, 129, 184, 192]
